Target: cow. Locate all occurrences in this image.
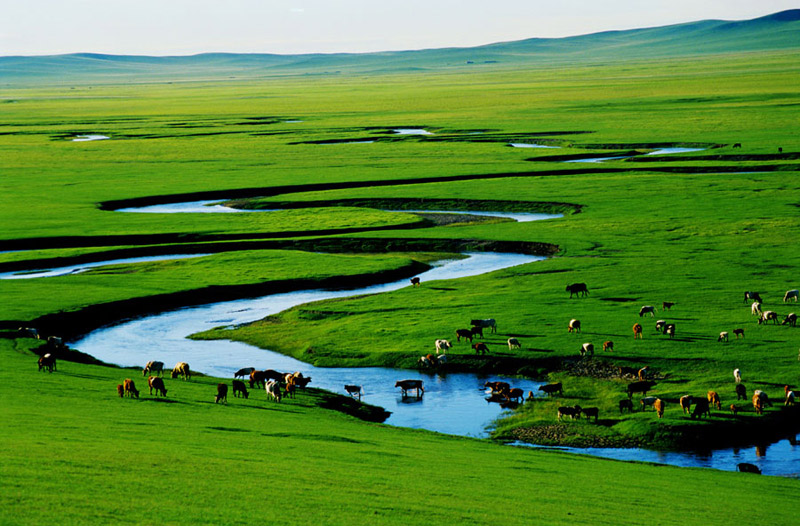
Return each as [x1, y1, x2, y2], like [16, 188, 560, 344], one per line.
[733, 328, 745, 339]
[735, 383, 747, 400]
[234, 367, 255, 379]
[581, 407, 599, 422]
[662, 301, 675, 311]
[618, 366, 638, 378]
[471, 319, 497, 333]
[680, 395, 693, 414]
[215, 383, 228, 404]
[784, 289, 799, 302]
[455, 329, 473, 343]
[734, 368, 742, 384]
[603, 340, 614, 352]
[579, 342, 594, 358]
[718, 332, 729, 342]
[470, 326, 484, 339]
[116, 384, 124, 398]
[472, 342, 489, 355]
[691, 398, 710, 419]
[250, 370, 268, 389]
[538, 382, 562, 397]
[665, 324, 675, 339]
[123, 379, 139, 399]
[396, 379, 424, 397]
[37, 353, 56, 373]
[784, 385, 796, 406]
[637, 367, 649, 381]
[284, 381, 296, 399]
[655, 320, 667, 333]
[753, 393, 764, 415]
[654, 398, 665, 418]
[737, 463, 761, 474]
[730, 404, 739, 416]
[744, 291, 762, 303]
[627, 381, 656, 399]
[143, 361, 164, 377]
[344, 385, 363, 400]
[707, 391, 721, 410]
[232, 380, 249, 399]
[632, 323, 643, 339]
[639, 306, 656, 318]
[751, 302, 762, 316]
[501, 387, 524, 403]
[418, 354, 436, 368]
[783, 313, 797, 327]
[568, 319, 581, 334]
[557, 405, 582, 420]
[171, 362, 190, 380]
[410, 277, 421, 287]
[292, 375, 312, 389]
[18, 327, 39, 339]
[148, 376, 167, 397]
[265, 369, 287, 383]
[753, 390, 772, 408]
[46, 336, 63, 350]
[759, 311, 779, 325]
[507, 338, 521, 350]
[435, 339, 452, 354]
[265, 380, 282, 402]
[485, 381, 511, 394]
[566, 283, 589, 298]
[619, 399, 634, 413]
[732, 143, 742, 148]
[640, 397, 658, 411]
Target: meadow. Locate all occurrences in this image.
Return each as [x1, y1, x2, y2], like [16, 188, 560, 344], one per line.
[2, 32, 800, 523]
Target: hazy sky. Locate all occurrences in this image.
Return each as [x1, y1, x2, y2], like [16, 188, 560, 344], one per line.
[2, 1, 797, 57]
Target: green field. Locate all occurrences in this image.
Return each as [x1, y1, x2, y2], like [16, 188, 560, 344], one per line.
[3, 12, 800, 524]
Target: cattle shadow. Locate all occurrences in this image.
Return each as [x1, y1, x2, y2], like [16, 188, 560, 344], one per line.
[428, 287, 457, 291]
[206, 426, 252, 433]
[139, 398, 186, 405]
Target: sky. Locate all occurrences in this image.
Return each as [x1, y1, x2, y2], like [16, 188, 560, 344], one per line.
[1, 0, 798, 57]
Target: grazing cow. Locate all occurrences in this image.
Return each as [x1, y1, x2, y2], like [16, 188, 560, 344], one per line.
[37, 353, 56, 373]
[733, 368, 742, 384]
[292, 375, 312, 389]
[171, 362, 190, 380]
[691, 398, 710, 419]
[581, 407, 599, 422]
[619, 399, 634, 413]
[18, 327, 39, 339]
[784, 386, 796, 406]
[640, 397, 657, 411]
[707, 391, 721, 410]
[654, 398, 665, 418]
[435, 339, 452, 354]
[632, 323, 643, 339]
[471, 319, 497, 333]
[395, 379, 424, 397]
[655, 320, 667, 333]
[538, 382, 563, 397]
[637, 367, 649, 381]
[732, 143, 742, 148]
[455, 329, 473, 343]
[143, 361, 164, 377]
[344, 385, 363, 400]
[232, 380, 249, 399]
[680, 395, 693, 414]
[215, 383, 228, 404]
[265, 380, 282, 402]
[718, 331, 729, 342]
[784, 289, 799, 302]
[627, 381, 656, 399]
[782, 313, 797, 327]
[410, 277, 421, 287]
[744, 291, 762, 304]
[662, 301, 675, 311]
[665, 324, 675, 339]
[737, 463, 761, 474]
[502, 387, 525, 403]
[566, 283, 589, 298]
[117, 384, 124, 398]
[234, 367, 255, 379]
[249, 370, 267, 389]
[284, 381, 296, 399]
[148, 376, 167, 397]
[735, 383, 747, 400]
[753, 390, 772, 407]
[639, 306, 656, 318]
[618, 366, 638, 378]
[557, 405, 582, 420]
[486, 381, 511, 394]
[472, 342, 489, 355]
[568, 319, 581, 334]
[418, 354, 436, 368]
[778, 147, 783, 154]
[265, 369, 288, 382]
[507, 338, 521, 350]
[579, 342, 594, 358]
[470, 326, 484, 339]
[733, 328, 745, 339]
[758, 311, 779, 325]
[123, 379, 139, 399]
[752, 393, 764, 415]
[603, 340, 614, 352]
[730, 404, 739, 416]
[751, 302, 762, 316]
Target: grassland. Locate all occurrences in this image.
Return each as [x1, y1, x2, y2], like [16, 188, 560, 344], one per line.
[2, 23, 800, 523]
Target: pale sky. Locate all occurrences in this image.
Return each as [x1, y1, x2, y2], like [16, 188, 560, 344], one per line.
[1, 0, 798, 57]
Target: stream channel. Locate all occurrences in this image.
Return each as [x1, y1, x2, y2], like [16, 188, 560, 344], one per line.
[68, 202, 799, 476]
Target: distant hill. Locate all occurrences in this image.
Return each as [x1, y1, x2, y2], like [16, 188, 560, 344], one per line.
[2, 9, 799, 85]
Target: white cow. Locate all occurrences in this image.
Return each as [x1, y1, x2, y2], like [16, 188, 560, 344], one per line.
[751, 302, 762, 316]
[507, 338, 521, 350]
[435, 339, 452, 354]
[733, 368, 742, 384]
[639, 306, 656, 318]
[718, 332, 729, 342]
[265, 380, 282, 402]
[784, 289, 799, 302]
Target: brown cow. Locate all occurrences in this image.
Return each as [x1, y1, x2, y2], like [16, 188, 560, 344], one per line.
[472, 342, 489, 355]
[637, 367, 649, 381]
[117, 384, 124, 398]
[679, 395, 693, 414]
[501, 387, 525, 403]
[707, 391, 721, 410]
[753, 393, 764, 415]
[123, 379, 139, 399]
[215, 383, 228, 404]
[662, 301, 675, 311]
[148, 376, 167, 397]
[395, 379, 424, 397]
[632, 323, 643, 339]
[654, 398, 665, 418]
[455, 329, 473, 343]
[171, 362, 190, 380]
[38, 353, 56, 373]
[410, 277, 421, 287]
[232, 380, 249, 399]
[250, 370, 268, 388]
[603, 340, 614, 352]
[538, 382, 563, 397]
[730, 404, 739, 416]
[486, 381, 511, 394]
